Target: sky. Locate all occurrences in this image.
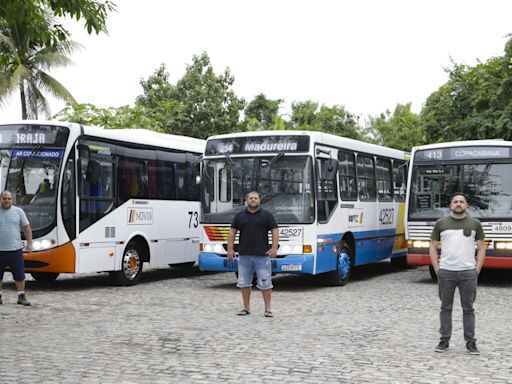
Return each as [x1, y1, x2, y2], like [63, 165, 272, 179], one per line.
[1, 0, 512, 123]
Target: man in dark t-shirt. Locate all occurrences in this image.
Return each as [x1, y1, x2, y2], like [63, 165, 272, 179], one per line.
[227, 191, 278, 317]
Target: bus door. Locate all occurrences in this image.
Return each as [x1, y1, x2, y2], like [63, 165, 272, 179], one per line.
[315, 145, 339, 225]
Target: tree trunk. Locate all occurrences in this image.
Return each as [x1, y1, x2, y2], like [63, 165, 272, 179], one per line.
[20, 85, 27, 119]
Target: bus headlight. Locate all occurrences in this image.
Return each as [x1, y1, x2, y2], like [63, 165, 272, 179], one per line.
[495, 242, 512, 250]
[204, 244, 213, 252]
[293, 245, 303, 254]
[281, 245, 292, 254]
[213, 244, 223, 253]
[31, 239, 54, 251]
[412, 240, 430, 248]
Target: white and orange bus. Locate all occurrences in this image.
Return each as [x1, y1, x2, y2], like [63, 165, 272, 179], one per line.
[0, 121, 204, 285]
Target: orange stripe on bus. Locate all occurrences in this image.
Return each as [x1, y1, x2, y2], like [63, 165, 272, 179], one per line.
[24, 242, 76, 273]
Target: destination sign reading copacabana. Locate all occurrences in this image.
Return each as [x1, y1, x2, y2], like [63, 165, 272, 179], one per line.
[205, 136, 310, 155]
[415, 146, 511, 161]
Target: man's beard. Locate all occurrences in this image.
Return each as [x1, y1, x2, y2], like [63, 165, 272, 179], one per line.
[451, 207, 466, 214]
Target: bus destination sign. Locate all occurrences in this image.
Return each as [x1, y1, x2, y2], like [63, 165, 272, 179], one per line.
[0, 124, 69, 146]
[415, 146, 511, 162]
[205, 136, 310, 155]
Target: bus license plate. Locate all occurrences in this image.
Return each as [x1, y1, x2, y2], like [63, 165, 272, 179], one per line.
[282, 264, 302, 271]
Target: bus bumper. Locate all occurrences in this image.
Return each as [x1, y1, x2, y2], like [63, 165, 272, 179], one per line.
[198, 253, 315, 274]
[407, 253, 512, 269]
[407, 253, 431, 266]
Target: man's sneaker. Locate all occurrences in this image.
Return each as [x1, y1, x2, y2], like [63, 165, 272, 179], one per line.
[17, 294, 31, 306]
[435, 340, 449, 353]
[466, 341, 480, 355]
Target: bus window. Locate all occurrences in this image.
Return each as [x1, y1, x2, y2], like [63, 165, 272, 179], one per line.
[357, 155, 376, 201]
[79, 147, 115, 232]
[393, 160, 407, 201]
[338, 151, 357, 201]
[376, 157, 392, 201]
[61, 152, 76, 240]
[316, 157, 338, 222]
[219, 167, 231, 202]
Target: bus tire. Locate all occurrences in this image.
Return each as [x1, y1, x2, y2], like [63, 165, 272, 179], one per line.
[110, 242, 143, 286]
[30, 272, 59, 282]
[429, 265, 438, 281]
[326, 242, 351, 286]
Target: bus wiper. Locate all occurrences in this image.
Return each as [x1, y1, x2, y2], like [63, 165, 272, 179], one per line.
[224, 154, 240, 177]
[267, 152, 284, 168]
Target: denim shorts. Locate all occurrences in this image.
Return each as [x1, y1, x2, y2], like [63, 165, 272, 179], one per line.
[0, 249, 26, 281]
[237, 255, 273, 290]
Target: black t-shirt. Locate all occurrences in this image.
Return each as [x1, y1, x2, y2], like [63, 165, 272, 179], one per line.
[231, 207, 278, 256]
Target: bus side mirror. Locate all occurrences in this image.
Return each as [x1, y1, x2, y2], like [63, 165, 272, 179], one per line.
[395, 173, 403, 187]
[86, 160, 100, 184]
[326, 159, 338, 180]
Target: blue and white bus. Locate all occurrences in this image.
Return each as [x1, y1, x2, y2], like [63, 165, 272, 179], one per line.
[198, 131, 409, 285]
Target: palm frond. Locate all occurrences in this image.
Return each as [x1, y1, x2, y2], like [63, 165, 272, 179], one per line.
[33, 52, 75, 70]
[38, 71, 76, 103]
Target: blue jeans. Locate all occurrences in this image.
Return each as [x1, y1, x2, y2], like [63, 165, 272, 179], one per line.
[437, 268, 478, 342]
[237, 255, 273, 290]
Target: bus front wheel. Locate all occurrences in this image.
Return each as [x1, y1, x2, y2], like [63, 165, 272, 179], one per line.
[110, 242, 143, 286]
[327, 242, 351, 286]
[31, 272, 59, 282]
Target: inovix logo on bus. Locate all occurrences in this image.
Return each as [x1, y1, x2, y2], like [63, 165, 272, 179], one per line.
[127, 208, 154, 225]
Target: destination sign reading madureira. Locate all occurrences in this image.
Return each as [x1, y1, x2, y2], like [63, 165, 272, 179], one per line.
[205, 135, 310, 155]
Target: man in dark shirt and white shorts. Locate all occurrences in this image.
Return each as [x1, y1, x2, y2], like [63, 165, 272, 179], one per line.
[227, 191, 278, 317]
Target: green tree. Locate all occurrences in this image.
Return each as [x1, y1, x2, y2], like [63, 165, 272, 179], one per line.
[172, 52, 245, 138]
[368, 103, 425, 151]
[421, 36, 512, 142]
[0, 12, 80, 118]
[244, 93, 283, 129]
[0, 0, 115, 48]
[290, 101, 362, 139]
[134, 63, 184, 133]
[54, 102, 154, 129]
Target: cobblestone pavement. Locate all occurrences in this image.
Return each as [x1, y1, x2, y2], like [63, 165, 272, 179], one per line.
[1, 263, 512, 384]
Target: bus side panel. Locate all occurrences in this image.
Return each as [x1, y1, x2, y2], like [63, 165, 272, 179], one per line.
[314, 233, 341, 274]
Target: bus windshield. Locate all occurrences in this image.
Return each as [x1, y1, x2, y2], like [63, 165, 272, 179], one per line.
[201, 155, 314, 224]
[409, 162, 512, 220]
[1, 148, 64, 232]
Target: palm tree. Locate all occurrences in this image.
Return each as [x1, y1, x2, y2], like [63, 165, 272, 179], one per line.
[0, 13, 80, 119]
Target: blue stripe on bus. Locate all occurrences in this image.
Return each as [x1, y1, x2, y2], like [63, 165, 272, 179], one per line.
[199, 228, 405, 275]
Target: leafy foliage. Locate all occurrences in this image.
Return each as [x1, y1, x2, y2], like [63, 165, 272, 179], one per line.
[289, 101, 362, 139]
[0, 0, 116, 48]
[172, 52, 245, 138]
[244, 93, 283, 130]
[367, 103, 425, 151]
[0, 12, 80, 118]
[421, 36, 512, 142]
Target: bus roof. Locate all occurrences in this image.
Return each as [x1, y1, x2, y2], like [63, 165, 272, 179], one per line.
[206, 130, 408, 159]
[0, 120, 205, 153]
